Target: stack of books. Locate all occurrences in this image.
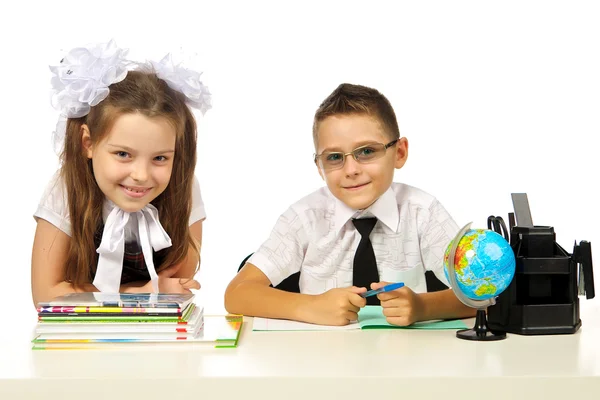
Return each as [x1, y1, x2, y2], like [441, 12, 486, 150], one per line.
[32, 293, 242, 350]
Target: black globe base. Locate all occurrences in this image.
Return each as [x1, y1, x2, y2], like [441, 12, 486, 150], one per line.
[456, 309, 507, 341]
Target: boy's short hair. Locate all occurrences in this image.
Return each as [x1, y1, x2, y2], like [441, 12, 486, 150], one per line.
[312, 83, 400, 146]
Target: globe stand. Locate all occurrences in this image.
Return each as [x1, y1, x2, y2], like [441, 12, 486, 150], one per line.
[456, 309, 506, 341]
[446, 222, 509, 342]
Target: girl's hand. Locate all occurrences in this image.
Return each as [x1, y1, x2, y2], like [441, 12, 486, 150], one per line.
[147, 264, 201, 293]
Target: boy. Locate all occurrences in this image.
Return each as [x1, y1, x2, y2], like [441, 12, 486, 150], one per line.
[224, 83, 475, 326]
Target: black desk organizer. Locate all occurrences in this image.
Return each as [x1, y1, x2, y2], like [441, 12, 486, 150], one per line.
[487, 222, 595, 335]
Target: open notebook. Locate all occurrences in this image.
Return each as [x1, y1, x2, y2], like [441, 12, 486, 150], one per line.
[253, 306, 468, 331]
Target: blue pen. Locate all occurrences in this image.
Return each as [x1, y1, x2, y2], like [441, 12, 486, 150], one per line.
[360, 282, 405, 298]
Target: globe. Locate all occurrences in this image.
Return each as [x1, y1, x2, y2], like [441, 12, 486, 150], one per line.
[443, 228, 516, 301]
[443, 223, 516, 341]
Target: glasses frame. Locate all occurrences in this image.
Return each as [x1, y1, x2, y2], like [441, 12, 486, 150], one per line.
[314, 139, 399, 170]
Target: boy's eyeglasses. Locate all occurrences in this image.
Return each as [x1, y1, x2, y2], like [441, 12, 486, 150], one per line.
[314, 139, 398, 171]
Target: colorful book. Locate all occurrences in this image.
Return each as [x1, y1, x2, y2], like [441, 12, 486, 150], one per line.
[32, 314, 243, 350]
[35, 307, 203, 335]
[37, 303, 197, 322]
[201, 314, 244, 348]
[34, 309, 203, 343]
[37, 306, 183, 315]
[37, 292, 195, 309]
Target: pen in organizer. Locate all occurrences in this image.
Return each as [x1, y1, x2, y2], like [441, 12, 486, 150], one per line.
[360, 282, 405, 298]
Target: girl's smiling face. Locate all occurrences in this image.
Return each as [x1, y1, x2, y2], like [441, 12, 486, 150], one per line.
[82, 112, 176, 212]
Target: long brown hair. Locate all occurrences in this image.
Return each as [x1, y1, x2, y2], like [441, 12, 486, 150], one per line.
[59, 70, 199, 285]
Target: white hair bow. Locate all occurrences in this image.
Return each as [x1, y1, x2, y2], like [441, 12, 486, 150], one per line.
[50, 40, 129, 154]
[150, 53, 212, 115]
[49, 40, 212, 154]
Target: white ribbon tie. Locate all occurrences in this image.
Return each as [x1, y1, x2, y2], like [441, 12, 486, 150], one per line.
[93, 204, 172, 293]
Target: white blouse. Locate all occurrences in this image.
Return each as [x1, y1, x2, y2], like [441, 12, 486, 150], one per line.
[34, 173, 206, 292]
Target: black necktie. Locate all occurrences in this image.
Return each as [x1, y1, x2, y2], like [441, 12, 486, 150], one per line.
[352, 217, 380, 306]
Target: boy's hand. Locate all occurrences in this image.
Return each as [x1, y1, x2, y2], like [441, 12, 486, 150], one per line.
[373, 281, 425, 326]
[308, 287, 367, 326]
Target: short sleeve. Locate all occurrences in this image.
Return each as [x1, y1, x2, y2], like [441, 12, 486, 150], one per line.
[419, 199, 460, 287]
[189, 175, 206, 225]
[33, 173, 72, 236]
[247, 207, 308, 287]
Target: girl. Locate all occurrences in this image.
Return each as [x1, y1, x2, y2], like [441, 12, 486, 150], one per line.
[31, 41, 211, 305]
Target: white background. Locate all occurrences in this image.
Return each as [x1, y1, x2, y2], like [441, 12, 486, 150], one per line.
[0, 0, 598, 320]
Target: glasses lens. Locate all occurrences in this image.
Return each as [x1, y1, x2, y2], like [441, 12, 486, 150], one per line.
[320, 152, 344, 170]
[354, 144, 385, 162]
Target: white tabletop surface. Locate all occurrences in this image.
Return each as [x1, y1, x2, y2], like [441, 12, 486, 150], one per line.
[1, 300, 599, 400]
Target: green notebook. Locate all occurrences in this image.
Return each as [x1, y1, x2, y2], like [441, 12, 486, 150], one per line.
[252, 306, 468, 331]
[358, 306, 468, 330]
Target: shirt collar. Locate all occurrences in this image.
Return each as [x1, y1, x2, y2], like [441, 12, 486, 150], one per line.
[331, 186, 399, 235]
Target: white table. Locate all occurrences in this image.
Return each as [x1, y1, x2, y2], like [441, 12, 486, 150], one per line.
[1, 301, 599, 400]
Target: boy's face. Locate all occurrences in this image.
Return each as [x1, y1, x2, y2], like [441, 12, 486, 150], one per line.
[315, 114, 408, 210]
[82, 113, 176, 212]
